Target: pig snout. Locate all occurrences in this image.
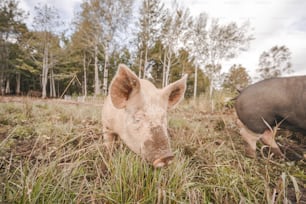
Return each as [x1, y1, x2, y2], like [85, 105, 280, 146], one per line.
[143, 126, 173, 167]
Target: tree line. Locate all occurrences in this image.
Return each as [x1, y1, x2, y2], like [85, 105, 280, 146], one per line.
[0, 0, 293, 99]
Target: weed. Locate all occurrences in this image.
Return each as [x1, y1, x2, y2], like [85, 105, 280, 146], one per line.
[0, 98, 305, 203]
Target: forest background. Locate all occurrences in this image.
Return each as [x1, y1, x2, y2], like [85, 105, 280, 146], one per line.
[0, 0, 299, 99]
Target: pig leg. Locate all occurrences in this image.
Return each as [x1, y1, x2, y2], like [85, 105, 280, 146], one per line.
[237, 119, 259, 158]
[260, 130, 284, 158]
[103, 127, 118, 152]
[240, 127, 260, 158]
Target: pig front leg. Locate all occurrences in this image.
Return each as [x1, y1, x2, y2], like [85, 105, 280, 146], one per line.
[260, 129, 285, 158]
[103, 127, 118, 152]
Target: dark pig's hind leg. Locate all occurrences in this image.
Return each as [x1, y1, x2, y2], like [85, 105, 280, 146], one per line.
[237, 119, 260, 158]
[260, 129, 285, 158]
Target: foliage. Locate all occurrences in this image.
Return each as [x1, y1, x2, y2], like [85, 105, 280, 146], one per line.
[223, 64, 251, 93]
[0, 0, 28, 95]
[183, 12, 253, 98]
[204, 19, 253, 97]
[72, 0, 135, 96]
[160, 2, 192, 87]
[136, 0, 166, 77]
[0, 0, 295, 100]
[257, 45, 293, 80]
[32, 3, 63, 98]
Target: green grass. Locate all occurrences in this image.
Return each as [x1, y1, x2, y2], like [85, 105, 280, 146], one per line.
[0, 97, 305, 203]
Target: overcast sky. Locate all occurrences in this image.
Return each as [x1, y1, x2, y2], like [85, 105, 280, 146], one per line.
[19, 0, 306, 78]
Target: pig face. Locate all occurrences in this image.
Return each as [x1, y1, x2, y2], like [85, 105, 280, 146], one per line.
[103, 64, 187, 168]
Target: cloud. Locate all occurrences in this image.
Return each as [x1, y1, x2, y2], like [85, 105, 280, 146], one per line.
[18, 0, 306, 78]
[177, 0, 306, 78]
[290, 18, 306, 32]
[19, 0, 82, 27]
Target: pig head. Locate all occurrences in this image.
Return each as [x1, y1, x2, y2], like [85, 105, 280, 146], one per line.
[235, 76, 306, 158]
[102, 64, 187, 168]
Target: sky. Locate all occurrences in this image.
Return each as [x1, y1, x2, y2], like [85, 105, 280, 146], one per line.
[19, 0, 306, 79]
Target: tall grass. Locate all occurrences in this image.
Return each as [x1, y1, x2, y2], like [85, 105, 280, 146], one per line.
[0, 97, 305, 203]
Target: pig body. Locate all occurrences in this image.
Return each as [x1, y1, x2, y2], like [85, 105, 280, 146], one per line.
[102, 64, 187, 167]
[235, 76, 306, 158]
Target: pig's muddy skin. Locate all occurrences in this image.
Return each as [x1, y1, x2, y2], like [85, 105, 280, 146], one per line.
[235, 76, 306, 158]
[102, 64, 187, 168]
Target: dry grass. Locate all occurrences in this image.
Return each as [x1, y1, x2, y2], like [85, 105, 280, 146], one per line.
[0, 96, 305, 203]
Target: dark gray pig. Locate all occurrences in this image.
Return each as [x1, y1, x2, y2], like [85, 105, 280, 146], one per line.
[235, 76, 306, 158]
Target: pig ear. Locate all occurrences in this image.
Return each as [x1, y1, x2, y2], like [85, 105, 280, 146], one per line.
[109, 64, 141, 109]
[163, 74, 188, 109]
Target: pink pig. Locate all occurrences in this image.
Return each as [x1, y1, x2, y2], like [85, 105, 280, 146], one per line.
[102, 64, 187, 168]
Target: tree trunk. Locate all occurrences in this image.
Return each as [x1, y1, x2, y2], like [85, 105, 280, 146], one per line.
[49, 70, 52, 97]
[94, 43, 100, 96]
[138, 51, 143, 78]
[16, 72, 21, 95]
[49, 68, 56, 97]
[102, 48, 109, 96]
[209, 84, 214, 112]
[83, 53, 87, 97]
[51, 53, 56, 97]
[193, 66, 198, 100]
[5, 78, 10, 94]
[0, 72, 5, 95]
[143, 46, 148, 79]
[1, 38, 9, 95]
[42, 43, 49, 99]
[162, 51, 167, 87]
[52, 74, 56, 97]
[165, 50, 172, 86]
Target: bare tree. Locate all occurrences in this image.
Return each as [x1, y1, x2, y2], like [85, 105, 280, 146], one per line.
[184, 12, 208, 99]
[99, 0, 134, 95]
[136, 0, 166, 78]
[205, 19, 253, 99]
[70, 14, 94, 97]
[160, 1, 191, 87]
[33, 3, 62, 98]
[76, 0, 134, 96]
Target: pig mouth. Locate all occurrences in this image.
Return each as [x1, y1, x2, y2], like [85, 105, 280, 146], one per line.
[152, 152, 174, 168]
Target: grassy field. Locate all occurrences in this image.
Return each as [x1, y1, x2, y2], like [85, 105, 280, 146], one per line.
[0, 96, 305, 203]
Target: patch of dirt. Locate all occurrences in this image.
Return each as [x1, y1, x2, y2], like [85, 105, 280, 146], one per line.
[0, 126, 9, 141]
[287, 185, 306, 204]
[278, 131, 306, 161]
